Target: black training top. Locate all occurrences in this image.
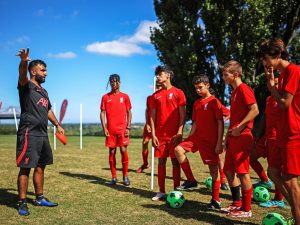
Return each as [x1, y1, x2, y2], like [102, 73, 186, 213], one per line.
[17, 81, 52, 136]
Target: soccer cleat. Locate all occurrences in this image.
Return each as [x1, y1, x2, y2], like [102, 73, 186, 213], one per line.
[33, 197, 58, 207]
[107, 178, 117, 185]
[17, 201, 29, 216]
[123, 176, 130, 186]
[151, 192, 166, 201]
[207, 199, 221, 210]
[252, 179, 273, 189]
[176, 180, 198, 191]
[227, 209, 252, 218]
[136, 164, 149, 173]
[221, 203, 242, 213]
[220, 183, 229, 190]
[259, 200, 285, 208]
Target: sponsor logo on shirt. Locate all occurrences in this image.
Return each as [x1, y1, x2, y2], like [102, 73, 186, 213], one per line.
[107, 99, 112, 102]
[120, 97, 124, 103]
[156, 96, 162, 99]
[37, 97, 49, 108]
[169, 93, 173, 99]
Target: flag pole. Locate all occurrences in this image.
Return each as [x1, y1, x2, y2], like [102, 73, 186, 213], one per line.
[150, 76, 156, 191]
[80, 104, 83, 150]
[13, 108, 18, 132]
[53, 103, 56, 150]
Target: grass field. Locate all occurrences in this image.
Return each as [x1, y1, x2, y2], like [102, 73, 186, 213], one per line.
[0, 135, 292, 225]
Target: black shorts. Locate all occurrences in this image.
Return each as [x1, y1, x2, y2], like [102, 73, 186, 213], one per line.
[16, 135, 53, 168]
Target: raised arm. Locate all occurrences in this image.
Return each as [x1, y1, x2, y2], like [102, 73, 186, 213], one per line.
[16, 48, 31, 86]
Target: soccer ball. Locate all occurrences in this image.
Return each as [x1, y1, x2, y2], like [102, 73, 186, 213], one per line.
[166, 191, 185, 208]
[205, 176, 212, 190]
[253, 186, 270, 202]
[262, 212, 287, 225]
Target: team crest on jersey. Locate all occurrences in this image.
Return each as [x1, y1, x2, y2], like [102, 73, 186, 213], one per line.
[120, 97, 124, 103]
[169, 93, 173, 99]
[204, 103, 208, 110]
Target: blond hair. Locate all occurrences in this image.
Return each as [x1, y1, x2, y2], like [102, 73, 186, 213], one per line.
[221, 60, 242, 76]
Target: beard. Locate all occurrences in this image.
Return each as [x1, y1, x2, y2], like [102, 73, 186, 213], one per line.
[35, 75, 46, 84]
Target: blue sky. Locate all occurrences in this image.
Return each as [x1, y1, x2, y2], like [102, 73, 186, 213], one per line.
[0, 0, 159, 123]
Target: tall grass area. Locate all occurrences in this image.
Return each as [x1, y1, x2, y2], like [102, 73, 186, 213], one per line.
[0, 135, 291, 225]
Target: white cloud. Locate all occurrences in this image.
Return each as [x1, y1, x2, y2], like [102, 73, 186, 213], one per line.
[85, 20, 159, 57]
[34, 9, 45, 16]
[47, 52, 77, 59]
[6, 36, 30, 46]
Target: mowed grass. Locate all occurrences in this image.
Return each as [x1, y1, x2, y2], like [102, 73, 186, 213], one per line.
[0, 135, 292, 225]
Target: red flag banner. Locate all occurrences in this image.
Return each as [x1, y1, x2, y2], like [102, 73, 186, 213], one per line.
[59, 99, 68, 124]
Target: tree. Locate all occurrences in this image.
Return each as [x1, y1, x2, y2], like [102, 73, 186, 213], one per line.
[151, 0, 300, 120]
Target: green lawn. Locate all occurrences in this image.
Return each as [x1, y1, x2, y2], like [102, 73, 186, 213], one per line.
[0, 135, 292, 225]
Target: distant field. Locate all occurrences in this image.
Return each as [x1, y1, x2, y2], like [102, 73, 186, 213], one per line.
[0, 135, 292, 225]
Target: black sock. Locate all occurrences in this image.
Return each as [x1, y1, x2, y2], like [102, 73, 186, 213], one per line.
[230, 185, 241, 201]
[36, 194, 44, 200]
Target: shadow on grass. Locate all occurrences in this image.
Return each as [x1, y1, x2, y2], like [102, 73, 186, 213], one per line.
[0, 188, 35, 209]
[59, 171, 154, 199]
[60, 172, 258, 224]
[142, 199, 258, 225]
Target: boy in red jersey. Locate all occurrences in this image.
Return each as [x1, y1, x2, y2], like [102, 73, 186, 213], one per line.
[150, 65, 186, 201]
[175, 75, 224, 209]
[136, 83, 162, 173]
[100, 74, 132, 186]
[221, 60, 259, 218]
[258, 38, 300, 224]
[250, 78, 285, 208]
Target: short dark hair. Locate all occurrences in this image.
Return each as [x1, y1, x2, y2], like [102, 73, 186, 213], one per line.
[155, 65, 174, 79]
[257, 37, 289, 60]
[192, 75, 210, 85]
[28, 60, 46, 73]
[109, 74, 120, 82]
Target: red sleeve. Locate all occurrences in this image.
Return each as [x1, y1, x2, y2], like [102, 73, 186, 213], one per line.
[125, 94, 132, 110]
[241, 85, 256, 106]
[221, 104, 230, 116]
[100, 95, 106, 111]
[213, 99, 223, 120]
[151, 93, 157, 110]
[177, 89, 186, 106]
[284, 65, 300, 95]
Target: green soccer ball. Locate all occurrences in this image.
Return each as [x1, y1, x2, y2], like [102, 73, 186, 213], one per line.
[205, 176, 212, 190]
[166, 191, 185, 208]
[253, 186, 270, 202]
[262, 212, 287, 225]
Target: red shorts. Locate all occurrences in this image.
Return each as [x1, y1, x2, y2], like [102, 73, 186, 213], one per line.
[281, 147, 300, 176]
[178, 135, 219, 165]
[224, 133, 253, 174]
[155, 137, 176, 158]
[106, 132, 130, 148]
[143, 125, 152, 141]
[254, 136, 267, 158]
[266, 139, 281, 170]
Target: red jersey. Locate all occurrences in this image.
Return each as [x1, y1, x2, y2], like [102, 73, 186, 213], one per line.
[229, 83, 257, 134]
[265, 96, 280, 140]
[221, 104, 230, 117]
[152, 86, 186, 138]
[100, 91, 131, 134]
[192, 96, 223, 148]
[278, 63, 300, 148]
[146, 95, 154, 123]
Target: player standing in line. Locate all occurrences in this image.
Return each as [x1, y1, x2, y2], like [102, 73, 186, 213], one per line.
[258, 38, 300, 224]
[150, 65, 186, 201]
[221, 60, 259, 218]
[175, 75, 224, 210]
[250, 77, 285, 208]
[136, 82, 162, 173]
[100, 74, 132, 186]
[16, 48, 64, 216]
